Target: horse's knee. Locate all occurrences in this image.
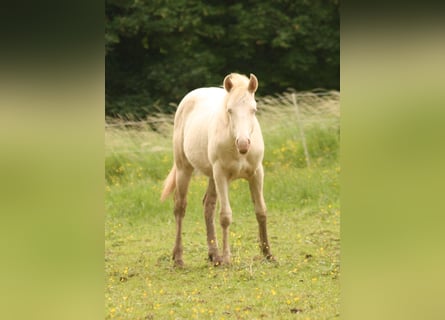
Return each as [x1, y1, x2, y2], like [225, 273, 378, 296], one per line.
[174, 199, 187, 218]
[255, 211, 267, 224]
[220, 212, 232, 228]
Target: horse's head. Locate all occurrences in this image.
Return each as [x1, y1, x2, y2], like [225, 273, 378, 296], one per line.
[223, 73, 258, 154]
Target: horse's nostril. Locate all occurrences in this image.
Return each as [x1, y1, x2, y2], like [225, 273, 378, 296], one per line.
[236, 137, 250, 154]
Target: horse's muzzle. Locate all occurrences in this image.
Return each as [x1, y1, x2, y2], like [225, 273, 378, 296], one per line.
[236, 138, 251, 154]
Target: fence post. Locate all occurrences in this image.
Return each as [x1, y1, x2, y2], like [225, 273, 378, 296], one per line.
[292, 93, 311, 168]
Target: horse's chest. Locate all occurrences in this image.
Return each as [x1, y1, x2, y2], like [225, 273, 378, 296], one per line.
[227, 157, 256, 179]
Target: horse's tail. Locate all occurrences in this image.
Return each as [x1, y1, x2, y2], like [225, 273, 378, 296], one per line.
[160, 165, 176, 201]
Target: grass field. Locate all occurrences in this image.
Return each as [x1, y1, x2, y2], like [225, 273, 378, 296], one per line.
[105, 91, 340, 319]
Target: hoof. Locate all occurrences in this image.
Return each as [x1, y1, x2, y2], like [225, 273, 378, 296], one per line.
[173, 255, 184, 268]
[211, 255, 224, 267]
[209, 253, 227, 266]
[254, 254, 276, 263]
[174, 259, 184, 268]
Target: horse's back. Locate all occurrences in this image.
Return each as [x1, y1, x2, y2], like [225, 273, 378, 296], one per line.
[178, 87, 224, 112]
[174, 87, 226, 175]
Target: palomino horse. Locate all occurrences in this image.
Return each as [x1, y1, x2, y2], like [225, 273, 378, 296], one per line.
[161, 73, 273, 267]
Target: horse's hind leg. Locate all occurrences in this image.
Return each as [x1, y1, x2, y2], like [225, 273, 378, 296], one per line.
[172, 167, 192, 267]
[248, 164, 274, 260]
[203, 177, 221, 264]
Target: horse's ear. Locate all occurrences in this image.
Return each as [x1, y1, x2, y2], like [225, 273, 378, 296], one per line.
[223, 74, 233, 92]
[248, 73, 258, 93]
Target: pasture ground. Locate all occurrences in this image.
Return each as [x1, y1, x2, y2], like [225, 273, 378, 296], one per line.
[105, 92, 340, 319]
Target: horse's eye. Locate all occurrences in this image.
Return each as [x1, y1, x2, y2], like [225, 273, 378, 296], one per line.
[227, 108, 233, 114]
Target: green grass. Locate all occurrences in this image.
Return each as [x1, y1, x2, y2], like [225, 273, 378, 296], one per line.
[105, 91, 340, 319]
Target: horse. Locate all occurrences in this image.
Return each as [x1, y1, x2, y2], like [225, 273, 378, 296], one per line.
[161, 73, 273, 267]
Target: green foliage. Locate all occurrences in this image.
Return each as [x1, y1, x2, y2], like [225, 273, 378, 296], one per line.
[106, 0, 339, 118]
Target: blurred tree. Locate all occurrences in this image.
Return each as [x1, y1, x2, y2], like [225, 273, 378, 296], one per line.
[106, 0, 339, 118]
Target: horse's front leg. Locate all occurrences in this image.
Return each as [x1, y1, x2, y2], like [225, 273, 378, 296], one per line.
[248, 164, 274, 260]
[202, 177, 221, 264]
[213, 165, 232, 265]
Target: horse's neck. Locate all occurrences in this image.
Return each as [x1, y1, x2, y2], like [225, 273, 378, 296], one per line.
[216, 97, 230, 124]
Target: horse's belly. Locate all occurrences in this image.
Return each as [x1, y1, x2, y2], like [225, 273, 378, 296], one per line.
[185, 149, 212, 176]
[183, 120, 212, 176]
